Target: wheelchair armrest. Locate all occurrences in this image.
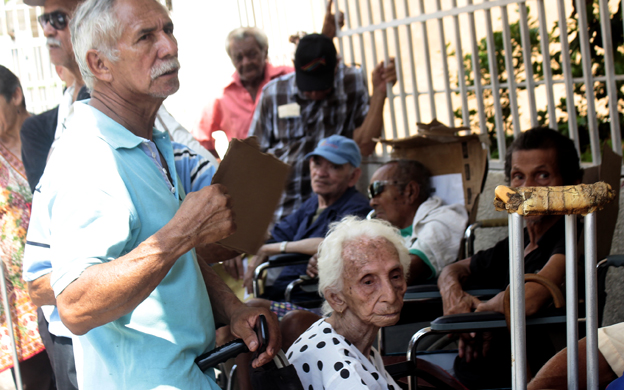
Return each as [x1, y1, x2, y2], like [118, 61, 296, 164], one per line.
[253, 253, 310, 297]
[430, 309, 568, 333]
[266, 253, 310, 266]
[284, 275, 319, 302]
[430, 311, 507, 332]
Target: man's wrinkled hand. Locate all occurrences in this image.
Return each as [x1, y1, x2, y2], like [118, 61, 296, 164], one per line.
[243, 253, 268, 294]
[173, 184, 236, 248]
[443, 290, 481, 316]
[306, 254, 319, 278]
[371, 58, 397, 94]
[229, 305, 281, 368]
[223, 255, 245, 280]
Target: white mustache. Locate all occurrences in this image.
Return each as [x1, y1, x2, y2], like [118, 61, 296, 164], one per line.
[46, 37, 62, 47]
[150, 58, 180, 80]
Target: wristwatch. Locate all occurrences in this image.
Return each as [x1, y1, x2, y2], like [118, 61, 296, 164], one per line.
[280, 241, 288, 253]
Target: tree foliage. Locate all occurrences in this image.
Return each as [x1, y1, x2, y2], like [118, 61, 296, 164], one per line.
[453, 1, 624, 161]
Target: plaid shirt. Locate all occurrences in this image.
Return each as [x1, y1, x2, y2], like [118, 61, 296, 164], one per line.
[249, 64, 369, 223]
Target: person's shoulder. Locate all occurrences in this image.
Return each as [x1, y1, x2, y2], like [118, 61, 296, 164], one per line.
[21, 107, 58, 135]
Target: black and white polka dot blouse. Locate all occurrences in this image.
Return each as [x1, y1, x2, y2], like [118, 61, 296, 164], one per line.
[286, 319, 400, 390]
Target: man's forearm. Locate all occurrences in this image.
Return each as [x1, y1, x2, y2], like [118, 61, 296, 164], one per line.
[196, 243, 240, 264]
[353, 91, 386, 156]
[197, 255, 245, 326]
[27, 274, 56, 307]
[438, 258, 472, 307]
[56, 223, 193, 335]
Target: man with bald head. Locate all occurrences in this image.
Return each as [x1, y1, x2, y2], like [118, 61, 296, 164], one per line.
[23, 0, 280, 388]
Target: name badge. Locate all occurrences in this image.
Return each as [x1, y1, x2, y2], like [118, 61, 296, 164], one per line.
[278, 103, 301, 118]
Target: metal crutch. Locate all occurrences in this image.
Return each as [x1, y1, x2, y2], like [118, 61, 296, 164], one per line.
[496, 182, 614, 390]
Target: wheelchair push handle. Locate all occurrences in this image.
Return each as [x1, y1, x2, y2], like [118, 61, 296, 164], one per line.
[195, 314, 269, 372]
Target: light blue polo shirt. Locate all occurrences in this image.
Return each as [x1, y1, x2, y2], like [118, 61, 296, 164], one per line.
[25, 101, 220, 389]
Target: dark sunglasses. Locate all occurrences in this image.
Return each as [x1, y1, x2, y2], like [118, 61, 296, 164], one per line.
[368, 180, 405, 199]
[38, 11, 69, 31]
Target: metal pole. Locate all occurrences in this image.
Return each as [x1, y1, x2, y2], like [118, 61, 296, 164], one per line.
[518, 2, 537, 128]
[434, 0, 454, 125]
[484, 0, 506, 155]
[416, 0, 436, 118]
[402, 0, 422, 125]
[536, 0, 557, 129]
[584, 212, 599, 390]
[389, 0, 409, 137]
[509, 213, 527, 390]
[500, 4, 521, 138]
[556, 0, 581, 155]
[377, 0, 399, 140]
[451, 0, 469, 127]
[0, 265, 22, 390]
[466, 0, 487, 135]
[565, 214, 579, 390]
[598, 0, 622, 155]
[574, 0, 600, 165]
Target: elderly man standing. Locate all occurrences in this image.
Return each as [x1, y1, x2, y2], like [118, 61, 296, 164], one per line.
[368, 160, 468, 284]
[242, 135, 371, 302]
[23, 0, 279, 388]
[249, 33, 396, 223]
[21, 0, 216, 193]
[194, 27, 293, 156]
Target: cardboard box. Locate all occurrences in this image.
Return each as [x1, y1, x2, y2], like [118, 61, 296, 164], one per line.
[211, 137, 290, 254]
[380, 120, 489, 222]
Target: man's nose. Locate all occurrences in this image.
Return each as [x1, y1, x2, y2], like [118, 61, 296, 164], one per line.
[158, 32, 178, 58]
[42, 22, 57, 38]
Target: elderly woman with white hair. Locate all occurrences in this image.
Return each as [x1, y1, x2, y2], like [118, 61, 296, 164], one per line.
[286, 216, 409, 390]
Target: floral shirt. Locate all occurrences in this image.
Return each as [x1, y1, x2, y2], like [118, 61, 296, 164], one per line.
[0, 142, 44, 370]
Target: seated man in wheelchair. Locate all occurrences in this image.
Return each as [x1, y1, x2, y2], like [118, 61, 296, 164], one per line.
[242, 135, 371, 303]
[368, 160, 469, 284]
[437, 127, 583, 388]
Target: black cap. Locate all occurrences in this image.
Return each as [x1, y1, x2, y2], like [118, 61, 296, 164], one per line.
[294, 34, 337, 92]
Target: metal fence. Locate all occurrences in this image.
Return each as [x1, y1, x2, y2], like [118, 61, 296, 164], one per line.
[241, 0, 624, 166]
[0, 1, 64, 114]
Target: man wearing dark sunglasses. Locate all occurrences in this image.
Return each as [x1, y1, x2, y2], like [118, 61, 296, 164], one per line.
[369, 160, 468, 285]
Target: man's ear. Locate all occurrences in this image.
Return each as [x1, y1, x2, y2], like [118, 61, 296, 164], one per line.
[348, 167, 362, 187]
[86, 49, 113, 83]
[10, 86, 24, 108]
[325, 289, 347, 314]
[403, 181, 420, 205]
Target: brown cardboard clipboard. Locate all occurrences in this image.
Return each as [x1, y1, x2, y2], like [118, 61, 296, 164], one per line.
[211, 137, 290, 254]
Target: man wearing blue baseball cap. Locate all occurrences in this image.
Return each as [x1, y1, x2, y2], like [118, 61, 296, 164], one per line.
[249, 33, 396, 225]
[243, 135, 371, 301]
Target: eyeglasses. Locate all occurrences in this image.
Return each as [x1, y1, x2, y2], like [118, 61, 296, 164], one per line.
[368, 180, 405, 199]
[38, 11, 69, 31]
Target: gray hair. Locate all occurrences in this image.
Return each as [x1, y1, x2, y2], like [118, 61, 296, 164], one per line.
[317, 216, 410, 316]
[71, 0, 168, 90]
[384, 160, 432, 203]
[225, 27, 268, 58]
[70, 0, 121, 90]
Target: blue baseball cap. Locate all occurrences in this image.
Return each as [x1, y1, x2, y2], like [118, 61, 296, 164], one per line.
[305, 135, 361, 168]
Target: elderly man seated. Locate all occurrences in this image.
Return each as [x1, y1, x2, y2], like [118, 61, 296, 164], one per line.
[437, 127, 583, 388]
[287, 216, 409, 390]
[368, 160, 468, 284]
[23, 0, 280, 388]
[241, 135, 371, 303]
